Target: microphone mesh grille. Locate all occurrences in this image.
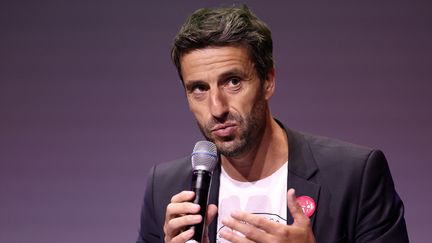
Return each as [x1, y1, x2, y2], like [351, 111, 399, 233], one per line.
[191, 141, 218, 172]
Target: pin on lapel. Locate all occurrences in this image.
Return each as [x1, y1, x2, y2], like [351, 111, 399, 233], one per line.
[296, 196, 316, 218]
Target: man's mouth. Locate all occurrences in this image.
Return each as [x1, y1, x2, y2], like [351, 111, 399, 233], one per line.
[211, 123, 237, 137]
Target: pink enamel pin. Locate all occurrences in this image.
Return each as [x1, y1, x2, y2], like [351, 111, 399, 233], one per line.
[296, 196, 316, 218]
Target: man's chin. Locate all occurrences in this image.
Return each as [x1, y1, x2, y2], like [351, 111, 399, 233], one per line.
[203, 134, 242, 155]
[213, 139, 247, 157]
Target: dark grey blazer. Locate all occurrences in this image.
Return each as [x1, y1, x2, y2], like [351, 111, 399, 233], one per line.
[137, 126, 409, 243]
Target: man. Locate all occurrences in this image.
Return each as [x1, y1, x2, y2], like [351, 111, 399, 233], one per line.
[137, 5, 409, 243]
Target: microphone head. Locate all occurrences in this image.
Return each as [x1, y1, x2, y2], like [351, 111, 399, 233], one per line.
[191, 141, 218, 172]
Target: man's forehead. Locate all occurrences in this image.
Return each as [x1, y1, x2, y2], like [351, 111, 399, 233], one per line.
[180, 46, 254, 81]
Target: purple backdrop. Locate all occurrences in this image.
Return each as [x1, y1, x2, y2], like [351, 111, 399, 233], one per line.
[1, 1, 431, 242]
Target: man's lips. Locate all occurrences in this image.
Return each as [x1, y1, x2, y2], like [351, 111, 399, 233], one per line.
[211, 123, 237, 137]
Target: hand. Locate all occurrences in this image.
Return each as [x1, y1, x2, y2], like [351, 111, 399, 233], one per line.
[163, 190, 218, 243]
[219, 188, 316, 243]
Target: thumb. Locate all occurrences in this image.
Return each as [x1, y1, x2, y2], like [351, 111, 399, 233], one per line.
[206, 204, 218, 226]
[287, 188, 309, 226]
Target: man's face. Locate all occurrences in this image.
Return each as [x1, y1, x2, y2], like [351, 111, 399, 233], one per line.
[180, 46, 274, 157]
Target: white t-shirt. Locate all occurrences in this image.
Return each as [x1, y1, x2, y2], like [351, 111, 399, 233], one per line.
[216, 162, 288, 242]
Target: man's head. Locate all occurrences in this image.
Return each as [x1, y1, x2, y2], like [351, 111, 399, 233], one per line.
[172, 6, 276, 158]
[171, 5, 273, 82]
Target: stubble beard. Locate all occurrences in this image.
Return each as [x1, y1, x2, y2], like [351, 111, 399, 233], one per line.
[197, 90, 268, 158]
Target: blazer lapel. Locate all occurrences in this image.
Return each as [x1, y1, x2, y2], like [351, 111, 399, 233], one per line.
[285, 127, 321, 229]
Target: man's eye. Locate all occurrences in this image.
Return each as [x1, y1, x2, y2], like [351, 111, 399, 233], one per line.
[227, 78, 241, 87]
[191, 85, 207, 93]
[225, 77, 241, 92]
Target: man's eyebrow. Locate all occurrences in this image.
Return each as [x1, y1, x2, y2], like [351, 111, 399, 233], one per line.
[217, 69, 245, 82]
[184, 80, 207, 91]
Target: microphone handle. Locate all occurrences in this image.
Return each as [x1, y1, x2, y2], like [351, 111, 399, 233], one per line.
[189, 169, 212, 242]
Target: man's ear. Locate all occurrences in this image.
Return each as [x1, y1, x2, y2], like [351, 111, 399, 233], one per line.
[264, 67, 276, 100]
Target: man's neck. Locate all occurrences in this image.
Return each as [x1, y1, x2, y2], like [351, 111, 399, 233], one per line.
[220, 117, 288, 182]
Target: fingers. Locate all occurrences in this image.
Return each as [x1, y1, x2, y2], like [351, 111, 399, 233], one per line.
[166, 191, 200, 219]
[219, 226, 256, 243]
[166, 201, 200, 219]
[164, 191, 201, 242]
[287, 188, 310, 227]
[168, 214, 202, 229]
[231, 211, 278, 233]
[169, 228, 195, 243]
[220, 211, 273, 242]
[171, 190, 196, 203]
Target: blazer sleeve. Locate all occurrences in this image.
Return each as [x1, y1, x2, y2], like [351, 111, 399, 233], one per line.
[355, 150, 409, 243]
[136, 165, 164, 243]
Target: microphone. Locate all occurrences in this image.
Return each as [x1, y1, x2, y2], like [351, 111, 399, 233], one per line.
[187, 141, 218, 243]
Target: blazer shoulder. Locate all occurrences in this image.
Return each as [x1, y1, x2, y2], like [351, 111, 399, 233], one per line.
[290, 129, 388, 184]
[153, 156, 192, 176]
[298, 131, 392, 192]
[301, 131, 376, 167]
[151, 156, 193, 193]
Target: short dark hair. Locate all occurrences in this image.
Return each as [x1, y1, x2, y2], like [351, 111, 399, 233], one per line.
[171, 5, 273, 82]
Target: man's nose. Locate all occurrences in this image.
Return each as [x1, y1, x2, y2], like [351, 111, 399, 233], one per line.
[209, 89, 229, 120]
